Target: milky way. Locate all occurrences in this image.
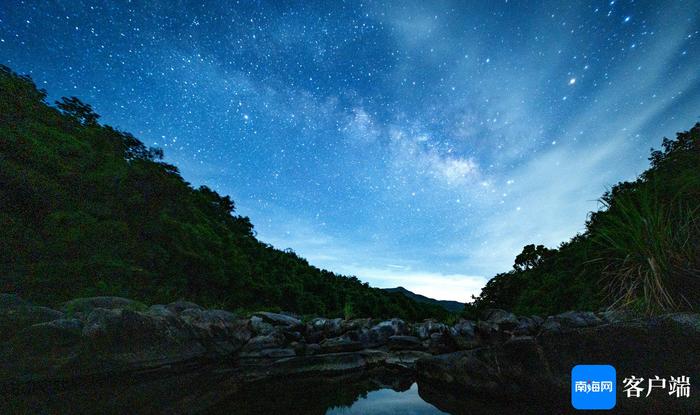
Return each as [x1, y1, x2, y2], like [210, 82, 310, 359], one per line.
[2, 1, 699, 301]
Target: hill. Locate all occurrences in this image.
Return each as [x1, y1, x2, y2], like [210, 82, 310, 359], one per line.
[467, 123, 700, 317]
[383, 287, 464, 313]
[0, 65, 449, 321]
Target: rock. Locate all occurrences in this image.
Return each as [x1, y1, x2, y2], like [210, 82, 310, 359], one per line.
[281, 328, 303, 343]
[253, 312, 302, 329]
[362, 318, 407, 347]
[449, 320, 479, 350]
[305, 343, 321, 355]
[386, 350, 432, 369]
[241, 332, 287, 354]
[0, 303, 65, 342]
[0, 318, 86, 382]
[250, 315, 275, 335]
[481, 309, 519, 330]
[166, 300, 204, 315]
[268, 350, 389, 377]
[387, 335, 423, 351]
[451, 320, 476, 337]
[417, 313, 700, 411]
[541, 311, 602, 333]
[179, 308, 251, 355]
[81, 308, 122, 337]
[599, 309, 638, 324]
[475, 319, 506, 343]
[428, 332, 456, 355]
[513, 316, 541, 336]
[80, 308, 207, 369]
[415, 320, 449, 340]
[247, 348, 296, 358]
[342, 318, 373, 332]
[305, 317, 346, 343]
[320, 335, 364, 353]
[418, 335, 555, 398]
[61, 297, 145, 316]
[146, 304, 176, 318]
[7, 319, 83, 353]
[656, 312, 700, 329]
[290, 341, 306, 356]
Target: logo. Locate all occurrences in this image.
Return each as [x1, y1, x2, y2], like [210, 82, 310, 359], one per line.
[571, 365, 616, 410]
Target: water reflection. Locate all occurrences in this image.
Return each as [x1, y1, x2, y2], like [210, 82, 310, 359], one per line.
[327, 383, 447, 415]
[1, 367, 544, 414]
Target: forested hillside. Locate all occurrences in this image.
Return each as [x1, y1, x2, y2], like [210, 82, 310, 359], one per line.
[467, 123, 700, 317]
[0, 65, 448, 320]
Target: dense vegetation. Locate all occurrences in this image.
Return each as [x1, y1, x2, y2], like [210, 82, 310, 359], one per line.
[467, 123, 700, 317]
[0, 65, 449, 321]
[384, 287, 465, 313]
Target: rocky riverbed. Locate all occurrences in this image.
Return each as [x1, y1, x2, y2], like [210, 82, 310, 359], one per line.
[1, 293, 699, 413]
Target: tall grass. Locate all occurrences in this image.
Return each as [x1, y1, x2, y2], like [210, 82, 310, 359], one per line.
[591, 179, 700, 314]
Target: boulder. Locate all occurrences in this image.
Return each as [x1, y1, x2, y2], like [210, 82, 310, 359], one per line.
[449, 320, 479, 350]
[0, 303, 65, 341]
[342, 318, 373, 332]
[248, 348, 296, 358]
[415, 320, 449, 340]
[417, 314, 700, 412]
[166, 300, 204, 315]
[61, 297, 145, 316]
[387, 335, 423, 351]
[241, 332, 287, 354]
[475, 319, 507, 343]
[386, 350, 432, 369]
[481, 309, 519, 330]
[0, 318, 85, 382]
[253, 311, 302, 329]
[305, 343, 321, 355]
[361, 318, 407, 347]
[513, 316, 542, 336]
[599, 309, 639, 324]
[80, 308, 207, 369]
[146, 304, 176, 318]
[428, 332, 456, 355]
[179, 308, 251, 355]
[250, 315, 275, 336]
[9, 319, 83, 352]
[268, 350, 389, 377]
[320, 335, 364, 353]
[540, 311, 602, 333]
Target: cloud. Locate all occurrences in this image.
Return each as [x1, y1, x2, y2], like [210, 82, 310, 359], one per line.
[343, 107, 380, 143]
[337, 264, 488, 303]
[429, 155, 479, 184]
[244, 204, 486, 302]
[386, 124, 482, 187]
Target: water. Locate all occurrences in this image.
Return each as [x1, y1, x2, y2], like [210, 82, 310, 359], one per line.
[3, 366, 560, 414]
[3, 368, 452, 414]
[326, 383, 447, 415]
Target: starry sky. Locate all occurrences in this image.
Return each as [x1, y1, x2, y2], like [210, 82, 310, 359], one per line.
[2, 1, 699, 302]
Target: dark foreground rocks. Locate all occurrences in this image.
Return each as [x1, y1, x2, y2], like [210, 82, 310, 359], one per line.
[417, 312, 700, 413]
[2, 294, 699, 413]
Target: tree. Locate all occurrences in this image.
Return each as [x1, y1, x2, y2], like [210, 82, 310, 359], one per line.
[56, 96, 100, 126]
[513, 244, 552, 272]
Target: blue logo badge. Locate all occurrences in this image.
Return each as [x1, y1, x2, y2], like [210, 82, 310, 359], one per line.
[571, 364, 617, 410]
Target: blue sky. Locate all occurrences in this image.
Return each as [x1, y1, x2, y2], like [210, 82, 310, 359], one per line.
[1, 1, 699, 301]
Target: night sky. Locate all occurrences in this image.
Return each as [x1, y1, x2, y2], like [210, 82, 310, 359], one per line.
[2, 1, 699, 301]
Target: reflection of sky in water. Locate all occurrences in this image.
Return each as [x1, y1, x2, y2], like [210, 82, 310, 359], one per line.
[326, 383, 447, 415]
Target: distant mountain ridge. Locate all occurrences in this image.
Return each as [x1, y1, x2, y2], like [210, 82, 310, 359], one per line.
[383, 287, 464, 313]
